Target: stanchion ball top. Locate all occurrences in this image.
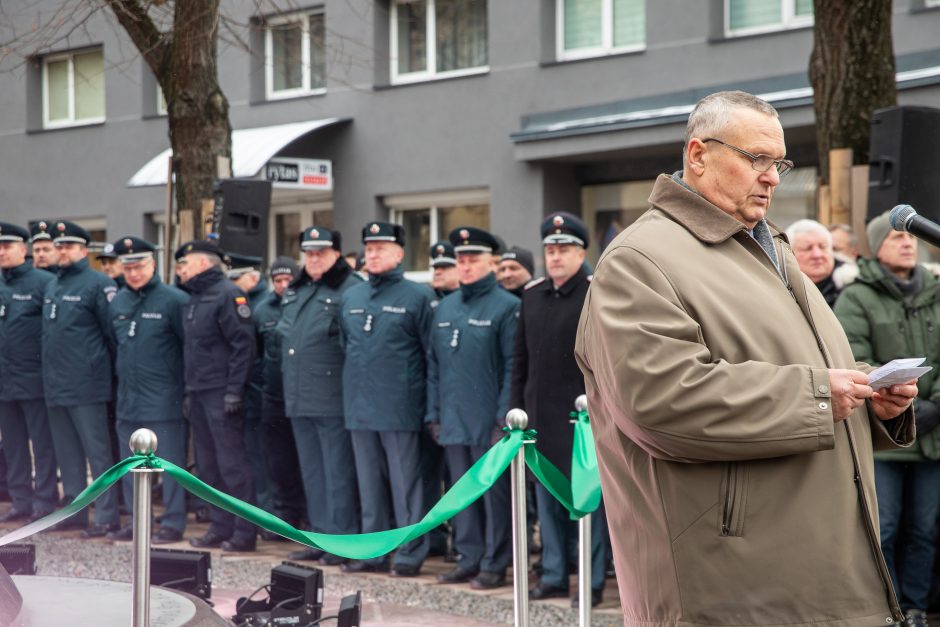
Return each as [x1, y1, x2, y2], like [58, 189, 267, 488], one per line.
[505, 408, 529, 430]
[129, 428, 159, 455]
[575, 395, 588, 412]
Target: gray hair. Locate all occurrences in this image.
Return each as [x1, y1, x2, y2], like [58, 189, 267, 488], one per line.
[785, 219, 832, 247]
[828, 223, 858, 246]
[684, 91, 779, 169]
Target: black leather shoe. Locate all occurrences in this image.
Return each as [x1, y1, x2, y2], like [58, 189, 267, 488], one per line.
[221, 536, 256, 552]
[82, 522, 121, 538]
[529, 583, 569, 600]
[288, 547, 325, 561]
[390, 564, 420, 578]
[470, 571, 506, 590]
[152, 527, 184, 545]
[437, 566, 479, 584]
[106, 526, 134, 541]
[0, 509, 32, 523]
[318, 553, 346, 566]
[571, 588, 603, 609]
[189, 531, 229, 548]
[340, 560, 389, 574]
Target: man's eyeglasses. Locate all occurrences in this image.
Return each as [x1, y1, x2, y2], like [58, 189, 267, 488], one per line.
[702, 138, 794, 178]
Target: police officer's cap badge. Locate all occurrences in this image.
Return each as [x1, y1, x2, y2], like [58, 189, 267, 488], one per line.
[459, 229, 470, 242]
[123, 238, 133, 249]
[311, 229, 320, 239]
[57, 222, 66, 232]
[436, 245, 445, 254]
[370, 224, 380, 235]
[38, 221, 47, 231]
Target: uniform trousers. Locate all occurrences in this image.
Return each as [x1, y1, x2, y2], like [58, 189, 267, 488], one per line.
[445, 444, 511, 574]
[260, 401, 305, 524]
[418, 429, 448, 553]
[46, 403, 118, 526]
[188, 388, 256, 540]
[535, 483, 607, 590]
[290, 415, 358, 535]
[115, 419, 188, 532]
[350, 430, 428, 567]
[244, 386, 273, 513]
[0, 399, 58, 515]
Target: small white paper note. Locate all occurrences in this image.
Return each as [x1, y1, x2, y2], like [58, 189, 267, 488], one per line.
[867, 357, 932, 390]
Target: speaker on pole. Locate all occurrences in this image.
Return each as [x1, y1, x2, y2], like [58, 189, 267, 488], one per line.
[212, 179, 272, 260]
[867, 105, 940, 223]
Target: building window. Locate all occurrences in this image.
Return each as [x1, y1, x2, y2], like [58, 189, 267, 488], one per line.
[390, 0, 488, 84]
[43, 48, 105, 128]
[557, 0, 645, 61]
[725, 0, 812, 37]
[156, 84, 168, 116]
[387, 189, 489, 279]
[264, 12, 326, 100]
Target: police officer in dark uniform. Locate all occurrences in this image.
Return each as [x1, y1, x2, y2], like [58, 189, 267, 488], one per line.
[226, 252, 273, 516]
[105, 237, 189, 543]
[254, 255, 306, 536]
[429, 241, 459, 298]
[0, 222, 58, 523]
[29, 221, 60, 273]
[497, 246, 535, 297]
[511, 212, 608, 607]
[176, 240, 258, 552]
[427, 227, 520, 589]
[42, 221, 119, 536]
[279, 227, 362, 563]
[339, 222, 436, 577]
[96, 244, 126, 288]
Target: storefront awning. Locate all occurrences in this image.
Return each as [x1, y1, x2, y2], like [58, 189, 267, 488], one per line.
[127, 118, 349, 187]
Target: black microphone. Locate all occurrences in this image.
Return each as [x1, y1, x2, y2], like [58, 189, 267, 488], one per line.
[889, 204, 940, 248]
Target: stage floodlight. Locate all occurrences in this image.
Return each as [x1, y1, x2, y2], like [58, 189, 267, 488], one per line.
[338, 591, 362, 627]
[150, 547, 212, 599]
[0, 544, 36, 575]
[232, 560, 324, 626]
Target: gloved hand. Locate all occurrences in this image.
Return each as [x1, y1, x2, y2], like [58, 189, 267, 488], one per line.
[223, 393, 244, 416]
[181, 394, 191, 419]
[914, 398, 940, 436]
[427, 422, 441, 444]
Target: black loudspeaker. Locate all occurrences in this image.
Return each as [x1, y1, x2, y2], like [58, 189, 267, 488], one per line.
[212, 179, 272, 260]
[867, 106, 940, 222]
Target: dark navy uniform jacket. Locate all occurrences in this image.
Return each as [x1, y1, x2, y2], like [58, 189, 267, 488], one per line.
[254, 290, 285, 410]
[510, 267, 591, 477]
[279, 259, 361, 418]
[41, 257, 117, 408]
[245, 278, 269, 414]
[427, 272, 520, 447]
[0, 262, 53, 401]
[340, 265, 436, 431]
[181, 266, 256, 396]
[109, 273, 188, 422]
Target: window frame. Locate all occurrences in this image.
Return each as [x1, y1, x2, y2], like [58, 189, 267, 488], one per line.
[389, 0, 490, 86]
[723, 0, 813, 38]
[556, 0, 646, 62]
[42, 48, 106, 130]
[264, 11, 327, 101]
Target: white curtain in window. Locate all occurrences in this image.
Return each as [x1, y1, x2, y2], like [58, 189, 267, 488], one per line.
[613, 0, 645, 47]
[436, 0, 487, 72]
[47, 59, 69, 121]
[273, 22, 303, 91]
[795, 0, 813, 16]
[564, 0, 602, 50]
[728, 0, 781, 30]
[309, 13, 326, 89]
[73, 51, 104, 120]
[397, 1, 428, 74]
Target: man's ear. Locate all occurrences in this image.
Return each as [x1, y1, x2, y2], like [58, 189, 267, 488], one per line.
[686, 138, 708, 176]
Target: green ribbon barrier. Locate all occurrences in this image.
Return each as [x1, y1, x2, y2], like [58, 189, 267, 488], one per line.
[570, 408, 602, 515]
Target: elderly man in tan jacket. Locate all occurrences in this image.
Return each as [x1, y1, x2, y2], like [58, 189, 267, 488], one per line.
[576, 91, 917, 627]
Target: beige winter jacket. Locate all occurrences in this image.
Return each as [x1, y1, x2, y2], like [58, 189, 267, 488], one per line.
[576, 174, 915, 627]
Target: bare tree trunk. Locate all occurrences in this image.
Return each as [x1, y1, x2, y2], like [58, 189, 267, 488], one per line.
[809, 0, 896, 184]
[105, 0, 230, 237]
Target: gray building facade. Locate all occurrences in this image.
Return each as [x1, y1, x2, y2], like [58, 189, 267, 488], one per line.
[2, 0, 940, 278]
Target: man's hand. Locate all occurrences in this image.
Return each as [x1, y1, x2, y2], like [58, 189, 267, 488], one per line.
[870, 380, 918, 421]
[223, 393, 244, 416]
[828, 369, 873, 422]
[427, 422, 441, 444]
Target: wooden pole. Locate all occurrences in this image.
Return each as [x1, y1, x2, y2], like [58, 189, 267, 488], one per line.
[828, 148, 853, 226]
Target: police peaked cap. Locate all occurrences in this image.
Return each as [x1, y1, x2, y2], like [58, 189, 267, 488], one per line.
[541, 212, 589, 248]
[301, 225, 342, 251]
[0, 222, 30, 243]
[175, 239, 226, 262]
[30, 220, 55, 242]
[96, 243, 119, 260]
[269, 255, 299, 279]
[52, 220, 91, 246]
[429, 241, 456, 267]
[501, 246, 535, 275]
[112, 236, 155, 264]
[362, 221, 405, 247]
[448, 226, 502, 255]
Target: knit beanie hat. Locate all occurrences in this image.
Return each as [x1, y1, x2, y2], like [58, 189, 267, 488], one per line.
[866, 210, 892, 258]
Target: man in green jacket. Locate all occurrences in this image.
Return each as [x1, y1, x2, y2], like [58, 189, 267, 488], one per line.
[834, 210, 940, 626]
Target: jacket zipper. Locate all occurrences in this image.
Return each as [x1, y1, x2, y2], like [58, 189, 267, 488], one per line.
[720, 462, 736, 536]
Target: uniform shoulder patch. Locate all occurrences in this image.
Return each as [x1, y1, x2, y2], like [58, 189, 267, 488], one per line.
[103, 285, 117, 302]
[524, 277, 546, 291]
[234, 295, 251, 319]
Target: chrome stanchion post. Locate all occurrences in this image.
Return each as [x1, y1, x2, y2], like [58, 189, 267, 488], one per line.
[130, 428, 162, 627]
[574, 395, 592, 627]
[506, 408, 532, 627]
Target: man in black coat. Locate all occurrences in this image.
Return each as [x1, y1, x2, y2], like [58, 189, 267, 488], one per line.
[176, 240, 257, 552]
[510, 212, 607, 608]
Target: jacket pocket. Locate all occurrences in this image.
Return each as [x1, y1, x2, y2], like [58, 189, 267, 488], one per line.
[718, 462, 748, 537]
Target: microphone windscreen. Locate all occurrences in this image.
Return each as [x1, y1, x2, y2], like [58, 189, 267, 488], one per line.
[890, 204, 916, 231]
